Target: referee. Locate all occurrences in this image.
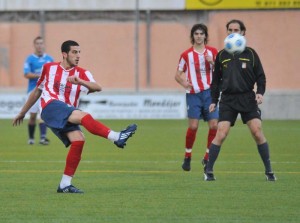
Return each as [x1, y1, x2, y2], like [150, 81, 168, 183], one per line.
[204, 19, 276, 181]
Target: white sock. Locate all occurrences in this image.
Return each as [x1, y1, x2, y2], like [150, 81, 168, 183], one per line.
[59, 174, 72, 189]
[107, 130, 120, 142]
[185, 148, 192, 153]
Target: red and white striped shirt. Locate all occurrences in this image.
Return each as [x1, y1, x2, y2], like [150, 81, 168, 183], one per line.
[37, 62, 95, 109]
[177, 46, 218, 94]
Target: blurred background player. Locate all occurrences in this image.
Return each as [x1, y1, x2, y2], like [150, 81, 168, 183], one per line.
[205, 19, 276, 181]
[23, 36, 54, 145]
[175, 23, 218, 172]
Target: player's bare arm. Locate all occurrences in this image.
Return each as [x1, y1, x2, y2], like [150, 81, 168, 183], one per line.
[67, 76, 102, 93]
[175, 70, 192, 91]
[13, 87, 42, 126]
[24, 72, 40, 79]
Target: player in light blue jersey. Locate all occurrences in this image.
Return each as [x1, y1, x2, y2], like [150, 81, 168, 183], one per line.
[23, 36, 54, 145]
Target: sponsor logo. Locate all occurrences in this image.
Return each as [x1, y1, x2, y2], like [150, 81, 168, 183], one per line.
[198, 0, 222, 6]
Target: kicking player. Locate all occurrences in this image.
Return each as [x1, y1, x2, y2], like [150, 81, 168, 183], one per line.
[14, 40, 137, 193]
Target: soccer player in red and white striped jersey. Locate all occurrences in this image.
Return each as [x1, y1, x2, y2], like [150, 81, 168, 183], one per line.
[37, 62, 95, 109]
[13, 40, 137, 193]
[175, 24, 219, 172]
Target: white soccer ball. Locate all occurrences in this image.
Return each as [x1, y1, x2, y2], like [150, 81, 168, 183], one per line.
[224, 33, 246, 54]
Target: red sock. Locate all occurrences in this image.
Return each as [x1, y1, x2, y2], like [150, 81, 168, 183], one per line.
[185, 128, 197, 158]
[64, 141, 85, 176]
[204, 129, 217, 160]
[81, 114, 110, 138]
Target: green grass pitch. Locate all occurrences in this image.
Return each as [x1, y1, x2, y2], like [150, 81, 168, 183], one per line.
[0, 119, 299, 223]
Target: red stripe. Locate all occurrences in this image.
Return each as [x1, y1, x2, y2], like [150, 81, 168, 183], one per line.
[204, 50, 211, 86]
[64, 69, 73, 105]
[185, 56, 194, 94]
[39, 64, 59, 106]
[53, 66, 62, 96]
[41, 98, 54, 109]
[36, 66, 46, 87]
[73, 84, 81, 107]
[44, 65, 59, 101]
[192, 51, 204, 91]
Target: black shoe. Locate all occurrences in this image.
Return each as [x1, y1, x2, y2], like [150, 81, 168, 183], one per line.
[265, 172, 276, 181]
[182, 157, 191, 171]
[40, 138, 50, 145]
[114, 124, 137, 148]
[201, 159, 208, 173]
[57, 185, 84, 193]
[204, 172, 216, 181]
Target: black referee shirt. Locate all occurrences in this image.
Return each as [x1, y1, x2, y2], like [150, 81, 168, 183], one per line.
[211, 47, 266, 104]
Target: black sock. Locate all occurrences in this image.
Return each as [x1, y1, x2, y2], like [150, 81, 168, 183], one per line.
[206, 144, 221, 173]
[257, 142, 272, 173]
[28, 124, 36, 139]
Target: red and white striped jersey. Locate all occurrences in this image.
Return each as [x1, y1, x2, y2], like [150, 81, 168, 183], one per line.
[37, 62, 96, 108]
[177, 46, 218, 94]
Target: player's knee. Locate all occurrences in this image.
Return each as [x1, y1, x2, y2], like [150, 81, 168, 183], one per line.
[29, 116, 37, 124]
[67, 130, 86, 142]
[189, 126, 198, 131]
[69, 110, 90, 124]
[188, 122, 198, 131]
[76, 134, 85, 142]
[210, 124, 218, 130]
[251, 129, 265, 143]
[214, 130, 227, 144]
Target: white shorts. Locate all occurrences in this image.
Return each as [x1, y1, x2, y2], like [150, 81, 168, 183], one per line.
[27, 92, 42, 114]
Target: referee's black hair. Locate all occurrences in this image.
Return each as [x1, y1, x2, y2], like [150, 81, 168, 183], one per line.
[190, 23, 208, 45]
[226, 19, 246, 35]
[61, 40, 79, 53]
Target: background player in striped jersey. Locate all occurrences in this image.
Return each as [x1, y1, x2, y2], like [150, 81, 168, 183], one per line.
[175, 23, 218, 172]
[24, 36, 54, 145]
[13, 40, 137, 193]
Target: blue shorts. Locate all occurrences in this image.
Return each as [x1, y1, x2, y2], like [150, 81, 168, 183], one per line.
[41, 100, 81, 147]
[186, 90, 219, 121]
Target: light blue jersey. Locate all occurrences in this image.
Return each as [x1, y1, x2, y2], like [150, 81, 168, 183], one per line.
[24, 53, 54, 93]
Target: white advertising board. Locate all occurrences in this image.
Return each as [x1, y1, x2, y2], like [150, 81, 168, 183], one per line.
[0, 94, 28, 119]
[0, 93, 186, 119]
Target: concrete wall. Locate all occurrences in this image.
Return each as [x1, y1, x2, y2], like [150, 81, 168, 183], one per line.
[0, 10, 299, 92]
[0, 9, 299, 119]
[261, 91, 300, 120]
[208, 10, 300, 91]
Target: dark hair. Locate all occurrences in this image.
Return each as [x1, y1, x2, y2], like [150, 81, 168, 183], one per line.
[33, 36, 43, 43]
[61, 40, 79, 53]
[190, 23, 208, 45]
[226, 19, 246, 34]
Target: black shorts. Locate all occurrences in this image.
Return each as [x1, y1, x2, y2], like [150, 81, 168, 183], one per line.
[219, 92, 261, 126]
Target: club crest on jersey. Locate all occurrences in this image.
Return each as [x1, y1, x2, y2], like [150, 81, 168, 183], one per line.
[242, 62, 247, 69]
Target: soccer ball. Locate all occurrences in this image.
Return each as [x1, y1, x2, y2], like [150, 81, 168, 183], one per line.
[224, 33, 246, 54]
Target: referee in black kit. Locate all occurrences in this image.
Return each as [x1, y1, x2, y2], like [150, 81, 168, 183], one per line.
[204, 19, 276, 182]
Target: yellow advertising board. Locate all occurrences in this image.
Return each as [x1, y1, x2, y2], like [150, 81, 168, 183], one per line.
[186, 0, 300, 9]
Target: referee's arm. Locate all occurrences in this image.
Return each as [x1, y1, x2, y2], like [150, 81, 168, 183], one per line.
[210, 55, 222, 105]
